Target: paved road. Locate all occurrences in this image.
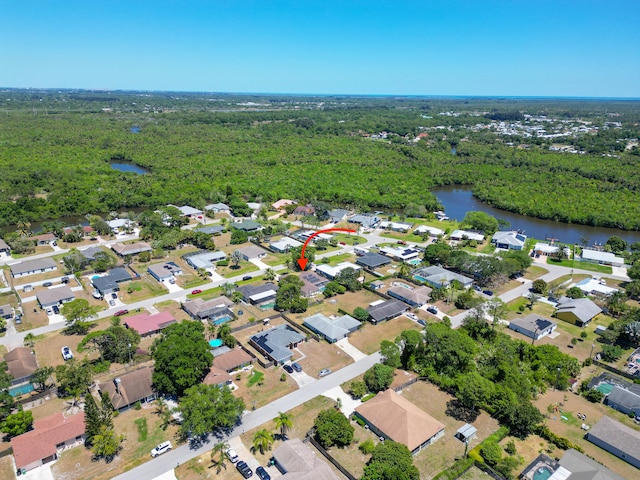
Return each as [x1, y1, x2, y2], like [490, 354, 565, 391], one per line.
[113, 352, 381, 480]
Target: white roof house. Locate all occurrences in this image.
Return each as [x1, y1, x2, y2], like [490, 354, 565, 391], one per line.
[450, 230, 485, 241]
[492, 231, 527, 250]
[315, 262, 361, 280]
[380, 246, 421, 261]
[379, 221, 414, 232]
[270, 237, 302, 253]
[573, 278, 618, 297]
[414, 225, 444, 236]
[581, 249, 624, 267]
[534, 242, 559, 254]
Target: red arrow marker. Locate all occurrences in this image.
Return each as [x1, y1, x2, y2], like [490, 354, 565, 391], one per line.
[296, 228, 357, 270]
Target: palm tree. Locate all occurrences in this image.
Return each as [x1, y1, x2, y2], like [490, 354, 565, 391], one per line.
[210, 440, 230, 473]
[221, 282, 236, 298]
[264, 268, 276, 281]
[398, 263, 411, 278]
[527, 292, 540, 310]
[251, 428, 274, 454]
[274, 411, 293, 440]
[64, 389, 86, 415]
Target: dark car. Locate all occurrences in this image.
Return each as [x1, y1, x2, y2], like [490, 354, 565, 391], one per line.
[283, 364, 294, 374]
[42, 281, 53, 287]
[52, 305, 60, 315]
[482, 290, 493, 296]
[417, 319, 427, 326]
[427, 306, 438, 315]
[236, 461, 253, 478]
[111, 293, 118, 299]
[61, 276, 69, 284]
[255, 466, 271, 480]
[242, 275, 252, 281]
[291, 362, 302, 372]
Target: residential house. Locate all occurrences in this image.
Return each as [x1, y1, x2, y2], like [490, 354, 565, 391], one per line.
[533, 242, 559, 256]
[182, 297, 234, 323]
[272, 199, 296, 211]
[492, 231, 527, 250]
[387, 284, 433, 307]
[450, 230, 485, 242]
[303, 313, 361, 343]
[356, 252, 392, 269]
[213, 347, 254, 373]
[326, 209, 349, 223]
[11, 412, 85, 472]
[272, 438, 339, 480]
[236, 245, 268, 261]
[183, 250, 226, 270]
[414, 225, 443, 237]
[315, 262, 361, 280]
[107, 218, 134, 232]
[78, 246, 104, 262]
[195, 225, 225, 235]
[270, 237, 302, 253]
[124, 311, 177, 337]
[205, 203, 231, 214]
[203, 366, 233, 388]
[229, 220, 262, 232]
[555, 297, 601, 327]
[586, 416, 640, 468]
[0, 304, 13, 320]
[508, 314, 557, 340]
[379, 221, 414, 232]
[168, 205, 203, 217]
[97, 366, 157, 411]
[92, 267, 133, 296]
[30, 232, 57, 246]
[36, 286, 75, 309]
[574, 278, 618, 297]
[0, 238, 10, 255]
[10, 257, 57, 278]
[520, 449, 624, 480]
[605, 386, 640, 418]
[413, 266, 473, 289]
[581, 249, 625, 267]
[111, 241, 152, 257]
[147, 262, 183, 282]
[249, 324, 306, 364]
[379, 246, 421, 261]
[237, 282, 279, 305]
[348, 213, 381, 229]
[293, 204, 315, 216]
[4, 347, 38, 386]
[299, 271, 329, 297]
[366, 299, 409, 324]
[354, 389, 445, 455]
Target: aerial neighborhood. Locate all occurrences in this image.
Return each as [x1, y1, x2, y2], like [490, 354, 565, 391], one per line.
[0, 193, 639, 480]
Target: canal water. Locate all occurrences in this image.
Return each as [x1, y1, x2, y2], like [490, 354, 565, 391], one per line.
[432, 185, 640, 246]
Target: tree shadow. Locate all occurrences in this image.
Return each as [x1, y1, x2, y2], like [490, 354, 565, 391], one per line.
[445, 399, 479, 423]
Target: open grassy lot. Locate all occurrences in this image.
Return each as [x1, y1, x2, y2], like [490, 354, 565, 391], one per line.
[232, 363, 298, 410]
[331, 233, 367, 245]
[52, 402, 180, 480]
[119, 275, 168, 303]
[291, 338, 354, 378]
[261, 252, 290, 267]
[216, 262, 260, 279]
[320, 252, 357, 266]
[546, 258, 612, 274]
[15, 306, 50, 332]
[524, 265, 548, 280]
[532, 388, 640, 480]
[348, 317, 422, 354]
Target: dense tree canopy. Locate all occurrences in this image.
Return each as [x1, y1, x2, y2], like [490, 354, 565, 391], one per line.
[178, 384, 245, 440]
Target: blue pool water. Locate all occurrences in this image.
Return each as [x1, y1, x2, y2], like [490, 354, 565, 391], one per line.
[408, 259, 422, 265]
[533, 466, 553, 480]
[414, 275, 428, 283]
[209, 339, 223, 348]
[213, 316, 232, 326]
[10, 383, 35, 397]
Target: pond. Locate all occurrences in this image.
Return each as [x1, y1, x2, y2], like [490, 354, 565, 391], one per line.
[432, 185, 640, 246]
[110, 162, 150, 175]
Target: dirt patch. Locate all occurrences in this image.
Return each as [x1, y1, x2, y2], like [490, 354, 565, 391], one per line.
[232, 363, 297, 410]
[0, 455, 15, 480]
[291, 339, 354, 378]
[348, 317, 422, 354]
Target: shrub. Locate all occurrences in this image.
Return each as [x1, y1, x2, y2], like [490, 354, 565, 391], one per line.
[580, 331, 588, 339]
[217, 260, 229, 266]
[481, 441, 502, 467]
[505, 440, 517, 455]
[361, 393, 376, 402]
[359, 438, 375, 454]
[280, 373, 286, 382]
[134, 401, 142, 410]
[583, 388, 605, 403]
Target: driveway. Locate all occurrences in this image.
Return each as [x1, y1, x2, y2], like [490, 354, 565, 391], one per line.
[152, 471, 177, 480]
[322, 385, 361, 417]
[335, 338, 367, 361]
[289, 370, 316, 388]
[22, 462, 55, 480]
[162, 279, 183, 293]
[249, 258, 270, 270]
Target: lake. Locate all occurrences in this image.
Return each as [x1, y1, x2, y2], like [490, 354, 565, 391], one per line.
[432, 185, 640, 246]
[110, 162, 149, 175]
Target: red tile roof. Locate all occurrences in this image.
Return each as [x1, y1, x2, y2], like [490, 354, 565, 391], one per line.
[124, 311, 177, 336]
[11, 412, 85, 469]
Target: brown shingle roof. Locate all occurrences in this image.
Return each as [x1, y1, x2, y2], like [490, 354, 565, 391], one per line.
[11, 412, 85, 469]
[4, 347, 38, 380]
[355, 389, 445, 452]
[98, 366, 155, 410]
[203, 366, 232, 387]
[213, 348, 253, 372]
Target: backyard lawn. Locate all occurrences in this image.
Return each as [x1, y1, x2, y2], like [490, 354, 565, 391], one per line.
[348, 317, 422, 354]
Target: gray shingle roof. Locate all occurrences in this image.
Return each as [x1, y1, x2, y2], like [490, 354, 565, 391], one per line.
[10, 257, 57, 276]
[587, 416, 640, 462]
[303, 313, 360, 342]
[556, 297, 601, 324]
[606, 386, 640, 412]
[367, 299, 408, 323]
[356, 252, 392, 269]
[250, 324, 305, 363]
[559, 449, 625, 480]
[92, 268, 132, 292]
[36, 286, 75, 306]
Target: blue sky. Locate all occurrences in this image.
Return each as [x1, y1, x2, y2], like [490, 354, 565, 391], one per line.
[1, 0, 638, 97]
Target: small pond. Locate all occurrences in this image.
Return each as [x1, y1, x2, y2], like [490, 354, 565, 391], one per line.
[110, 162, 150, 175]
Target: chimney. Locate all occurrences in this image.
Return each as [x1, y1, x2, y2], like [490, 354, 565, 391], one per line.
[114, 377, 121, 394]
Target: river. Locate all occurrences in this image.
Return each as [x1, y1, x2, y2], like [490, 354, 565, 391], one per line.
[432, 185, 640, 246]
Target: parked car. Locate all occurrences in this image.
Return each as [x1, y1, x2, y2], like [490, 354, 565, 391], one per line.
[191, 289, 202, 295]
[283, 364, 294, 374]
[255, 466, 271, 480]
[291, 362, 302, 372]
[114, 309, 129, 317]
[418, 319, 427, 326]
[61, 276, 69, 284]
[109, 299, 116, 306]
[42, 282, 52, 287]
[236, 461, 253, 478]
[242, 275, 252, 281]
[150, 441, 172, 457]
[473, 285, 482, 292]
[46, 308, 53, 315]
[52, 305, 60, 314]
[22, 285, 33, 292]
[482, 290, 493, 296]
[92, 291, 102, 299]
[318, 369, 331, 377]
[225, 448, 239, 463]
[406, 312, 418, 320]
[61, 346, 73, 361]
[427, 306, 438, 315]
[14, 314, 22, 324]
[111, 293, 118, 299]
[169, 278, 176, 284]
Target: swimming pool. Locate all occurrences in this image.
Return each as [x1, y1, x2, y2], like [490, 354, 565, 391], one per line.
[213, 316, 232, 326]
[414, 275, 428, 283]
[10, 383, 35, 397]
[533, 466, 554, 480]
[408, 259, 422, 265]
[596, 383, 614, 395]
[209, 338, 223, 348]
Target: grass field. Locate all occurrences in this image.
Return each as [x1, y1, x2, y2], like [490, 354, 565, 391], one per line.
[348, 317, 422, 354]
[546, 258, 612, 274]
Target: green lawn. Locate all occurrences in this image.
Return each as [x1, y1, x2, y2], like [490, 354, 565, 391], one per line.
[322, 252, 356, 266]
[379, 231, 426, 243]
[332, 232, 367, 245]
[546, 258, 612, 274]
[217, 262, 260, 278]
